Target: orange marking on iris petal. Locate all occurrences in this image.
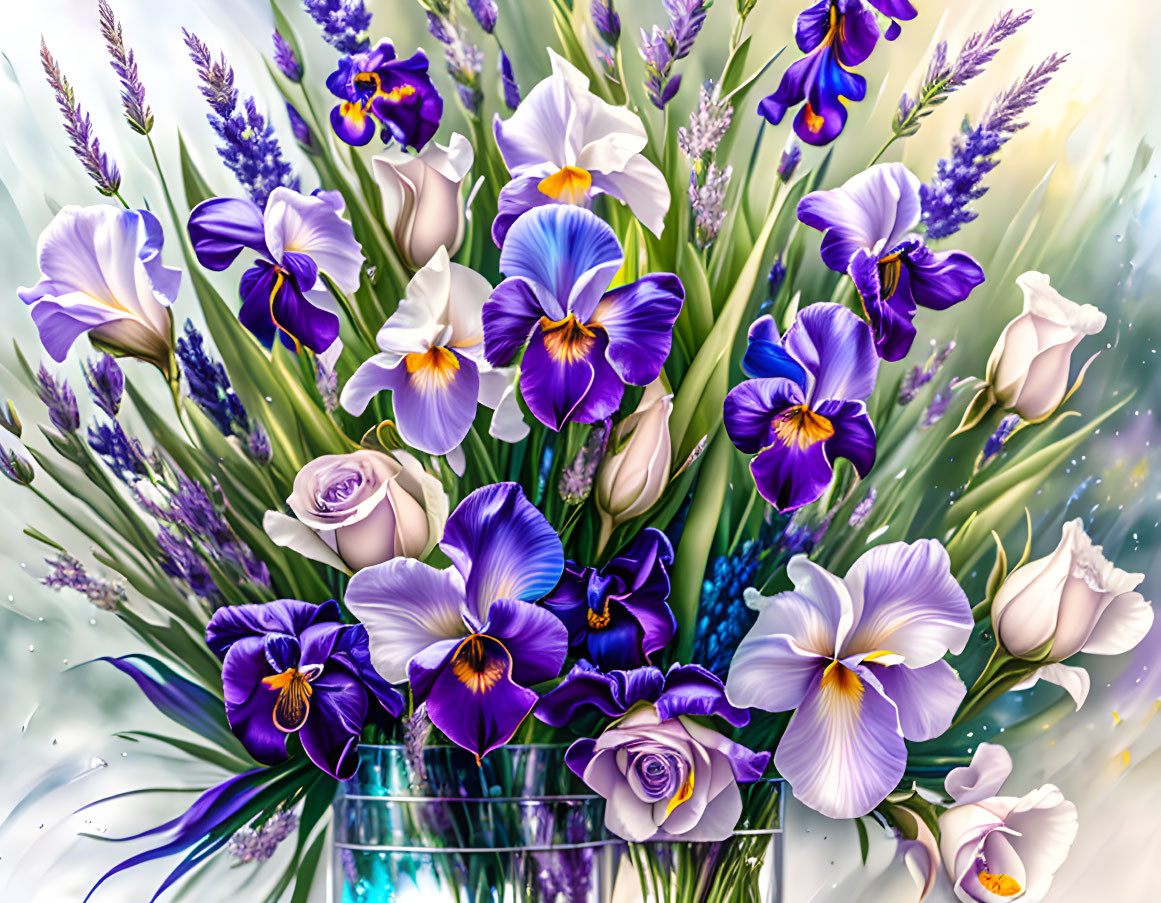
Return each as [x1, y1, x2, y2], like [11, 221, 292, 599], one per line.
[538, 166, 593, 204]
[404, 346, 460, 392]
[803, 102, 826, 134]
[340, 100, 367, 122]
[450, 635, 509, 694]
[267, 267, 302, 354]
[771, 405, 835, 450]
[262, 668, 314, 732]
[380, 84, 417, 103]
[586, 599, 613, 631]
[540, 314, 597, 364]
[977, 872, 1021, 896]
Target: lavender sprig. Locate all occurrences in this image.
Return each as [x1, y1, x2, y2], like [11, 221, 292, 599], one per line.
[689, 162, 732, 250]
[82, 354, 124, 418]
[428, 12, 485, 116]
[500, 51, 521, 110]
[880, 9, 1033, 162]
[678, 81, 732, 165]
[272, 30, 303, 83]
[183, 29, 297, 210]
[176, 320, 250, 438]
[467, 0, 498, 33]
[98, 1, 153, 135]
[592, 0, 621, 47]
[921, 53, 1068, 239]
[35, 365, 79, 434]
[43, 553, 125, 610]
[40, 38, 122, 198]
[639, 0, 711, 108]
[303, 0, 371, 55]
[0, 445, 35, 485]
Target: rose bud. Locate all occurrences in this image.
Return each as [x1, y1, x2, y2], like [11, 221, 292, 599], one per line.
[264, 449, 447, 572]
[985, 272, 1106, 422]
[595, 381, 673, 550]
[991, 517, 1153, 708]
[373, 133, 473, 270]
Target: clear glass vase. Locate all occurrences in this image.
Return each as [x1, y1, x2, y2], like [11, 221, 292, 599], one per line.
[332, 745, 784, 903]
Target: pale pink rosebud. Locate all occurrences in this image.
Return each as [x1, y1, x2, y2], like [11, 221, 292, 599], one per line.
[985, 272, 1105, 422]
[373, 133, 473, 270]
[265, 449, 447, 572]
[595, 381, 672, 549]
[991, 518, 1152, 708]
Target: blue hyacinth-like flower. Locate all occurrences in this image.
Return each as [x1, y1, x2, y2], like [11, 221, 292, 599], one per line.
[921, 53, 1067, 239]
[303, 0, 372, 55]
[692, 539, 765, 677]
[183, 29, 298, 209]
[176, 320, 250, 438]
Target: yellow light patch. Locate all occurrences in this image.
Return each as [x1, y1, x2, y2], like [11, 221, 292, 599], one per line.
[862, 650, 899, 665]
[451, 635, 508, 694]
[772, 405, 835, 450]
[538, 166, 593, 204]
[339, 100, 367, 122]
[262, 668, 314, 732]
[405, 346, 461, 392]
[665, 772, 695, 817]
[540, 314, 597, 364]
[977, 872, 1022, 897]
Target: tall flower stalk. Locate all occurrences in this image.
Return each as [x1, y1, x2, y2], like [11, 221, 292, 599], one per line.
[39, 38, 124, 202]
[871, 8, 1033, 165]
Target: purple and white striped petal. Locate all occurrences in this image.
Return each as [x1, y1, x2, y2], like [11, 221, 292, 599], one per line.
[263, 188, 364, 291]
[773, 662, 906, 819]
[519, 322, 624, 429]
[391, 348, 481, 455]
[869, 659, 965, 742]
[782, 302, 879, 404]
[592, 273, 684, 385]
[344, 558, 469, 683]
[440, 483, 564, 621]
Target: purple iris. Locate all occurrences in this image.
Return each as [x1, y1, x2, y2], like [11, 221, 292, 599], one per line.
[482, 205, 684, 431]
[326, 40, 442, 150]
[758, 0, 877, 146]
[188, 187, 364, 353]
[344, 483, 569, 758]
[723, 303, 878, 512]
[537, 661, 753, 729]
[798, 163, 986, 361]
[725, 542, 972, 819]
[540, 528, 676, 670]
[206, 599, 403, 780]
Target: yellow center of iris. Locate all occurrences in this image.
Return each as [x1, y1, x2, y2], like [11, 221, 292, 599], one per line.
[404, 346, 461, 392]
[381, 83, 417, 103]
[819, 660, 864, 704]
[262, 668, 315, 732]
[586, 601, 613, 631]
[978, 872, 1022, 896]
[540, 314, 597, 364]
[538, 166, 593, 204]
[666, 772, 695, 817]
[451, 635, 508, 694]
[772, 405, 835, 449]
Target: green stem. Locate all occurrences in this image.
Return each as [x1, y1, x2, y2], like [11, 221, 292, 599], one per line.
[466, 425, 500, 486]
[112, 190, 130, 209]
[868, 134, 897, 167]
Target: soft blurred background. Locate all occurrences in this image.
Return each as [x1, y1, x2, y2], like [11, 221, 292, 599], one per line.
[0, 0, 1158, 900]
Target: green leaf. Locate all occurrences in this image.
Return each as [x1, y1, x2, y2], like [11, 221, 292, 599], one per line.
[855, 817, 870, 866]
[719, 36, 753, 98]
[178, 131, 214, 208]
[116, 731, 252, 774]
[290, 829, 328, 903]
[952, 384, 994, 436]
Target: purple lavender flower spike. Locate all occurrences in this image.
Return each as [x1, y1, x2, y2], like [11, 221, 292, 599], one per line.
[726, 541, 972, 819]
[638, 0, 710, 108]
[467, 0, 499, 33]
[757, 0, 880, 146]
[725, 305, 878, 512]
[592, 0, 621, 46]
[500, 51, 521, 110]
[184, 30, 297, 209]
[286, 102, 314, 151]
[98, 1, 153, 135]
[326, 40, 443, 150]
[304, 0, 372, 55]
[82, 354, 124, 418]
[207, 599, 402, 778]
[540, 528, 677, 670]
[483, 205, 683, 431]
[176, 320, 250, 437]
[799, 163, 985, 360]
[40, 39, 121, 196]
[272, 30, 303, 83]
[345, 484, 568, 758]
[922, 54, 1067, 239]
[35, 365, 79, 433]
[187, 187, 363, 354]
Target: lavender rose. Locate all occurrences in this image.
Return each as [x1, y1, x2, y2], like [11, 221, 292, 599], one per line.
[264, 449, 446, 572]
[540, 664, 769, 843]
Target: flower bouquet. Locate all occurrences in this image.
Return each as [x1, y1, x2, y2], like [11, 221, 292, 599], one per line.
[3, 0, 1154, 901]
